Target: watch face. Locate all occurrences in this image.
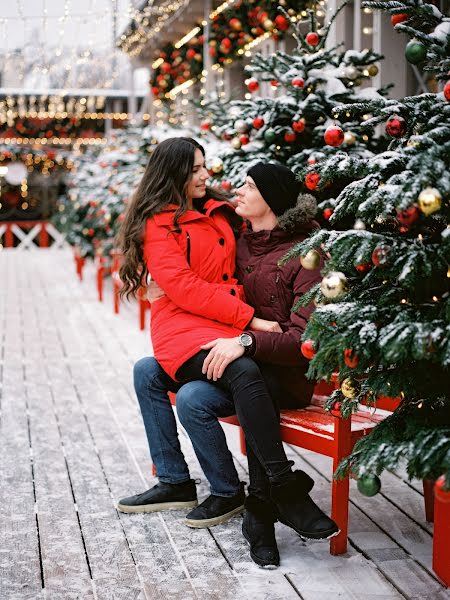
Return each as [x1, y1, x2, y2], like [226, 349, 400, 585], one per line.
[240, 333, 252, 347]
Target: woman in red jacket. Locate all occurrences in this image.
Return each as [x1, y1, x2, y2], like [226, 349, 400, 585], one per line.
[118, 138, 338, 554]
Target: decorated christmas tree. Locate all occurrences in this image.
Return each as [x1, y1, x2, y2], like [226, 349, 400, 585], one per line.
[203, 3, 387, 195]
[284, 0, 450, 491]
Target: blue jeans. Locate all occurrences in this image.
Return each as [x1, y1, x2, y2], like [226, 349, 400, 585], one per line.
[134, 357, 241, 497]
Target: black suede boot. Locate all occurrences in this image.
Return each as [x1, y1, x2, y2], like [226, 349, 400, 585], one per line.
[242, 495, 280, 568]
[271, 471, 339, 540]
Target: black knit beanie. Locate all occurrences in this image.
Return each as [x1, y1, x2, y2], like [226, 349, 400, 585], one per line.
[247, 162, 302, 216]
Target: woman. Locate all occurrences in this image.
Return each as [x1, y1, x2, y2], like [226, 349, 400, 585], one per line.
[118, 138, 338, 565]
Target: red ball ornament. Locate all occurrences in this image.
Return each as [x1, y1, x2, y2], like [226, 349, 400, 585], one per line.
[247, 78, 260, 92]
[397, 205, 420, 227]
[89, 200, 98, 208]
[151, 86, 160, 96]
[307, 157, 317, 165]
[221, 37, 232, 49]
[324, 125, 345, 147]
[300, 339, 316, 359]
[330, 401, 341, 417]
[305, 172, 320, 191]
[200, 121, 210, 131]
[385, 115, 406, 137]
[391, 13, 408, 26]
[372, 245, 390, 268]
[444, 81, 450, 101]
[292, 118, 306, 133]
[292, 77, 305, 88]
[186, 49, 196, 60]
[161, 62, 171, 74]
[355, 262, 372, 274]
[343, 349, 359, 369]
[270, 80, 279, 87]
[239, 134, 250, 145]
[253, 117, 265, 129]
[435, 476, 450, 503]
[230, 18, 242, 31]
[221, 180, 232, 192]
[284, 130, 296, 143]
[323, 208, 334, 221]
[274, 15, 289, 31]
[305, 32, 320, 47]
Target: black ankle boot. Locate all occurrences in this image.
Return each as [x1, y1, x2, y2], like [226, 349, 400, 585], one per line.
[271, 471, 339, 540]
[242, 495, 280, 568]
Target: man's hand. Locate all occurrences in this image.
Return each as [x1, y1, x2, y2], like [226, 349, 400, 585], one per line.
[248, 317, 282, 333]
[200, 337, 244, 381]
[147, 279, 165, 303]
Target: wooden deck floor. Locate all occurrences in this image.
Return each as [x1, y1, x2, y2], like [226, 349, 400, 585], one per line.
[1, 249, 449, 600]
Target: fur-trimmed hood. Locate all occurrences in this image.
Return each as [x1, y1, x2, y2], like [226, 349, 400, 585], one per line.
[276, 192, 317, 234]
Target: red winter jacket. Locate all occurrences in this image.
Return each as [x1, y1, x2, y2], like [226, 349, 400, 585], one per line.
[143, 199, 254, 380]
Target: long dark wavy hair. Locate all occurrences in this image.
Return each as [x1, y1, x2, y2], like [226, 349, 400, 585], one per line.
[117, 136, 234, 299]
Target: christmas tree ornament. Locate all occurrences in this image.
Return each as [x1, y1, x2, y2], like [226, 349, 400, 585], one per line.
[234, 119, 248, 133]
[230, 17, 242, 30]
[239, 134, 250, 146]
[324, 125, 345, 147]
[210, 158, 224, 174]
[357, 475, 381, 496]
[372, 245, 390, 267]
[323, 208, 334, 220]
[270, 80, 279, 87]
[221, 180, 232, 192]
[200, 120, 211, 131]
[385, 115, 406, 137]
[292, 118, 306, 133]
[300, 339, 316, 359]
[343, 65, 359, 80]
[391, 13, 408, 26]
[418, 187, 442, 215]
[305, 32, 320, 47]
[292, 77, 305, 88]
[247, 78, 259, 92]
[405, 39, 427, 64]
[300, 249, 321, 270]
[353, 218, 366, 230]
[397, 205, 419, 227]
[320, 271, 348, 299]
[263, 19, 274, 30]
[231, 138, 242, 150]
[444, 81, 450, 101]
[264, 128, 277, 143]
[253, 116, 265, 129]
[284, 130, 296, 143]
[355, 262, 372, 273]
[344, 131, 356, 145]
[274, 15, 289, 31]
[435, 476, 450, 503]
[305, 172, 320, 190]
[367, 65, 379, 76]
[343, 349, 359, 369]
[307, 157, 317, 165]
[341, 377, 361, 398]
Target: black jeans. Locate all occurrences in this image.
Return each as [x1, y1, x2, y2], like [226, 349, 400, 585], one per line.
[177, 351, 295, 487]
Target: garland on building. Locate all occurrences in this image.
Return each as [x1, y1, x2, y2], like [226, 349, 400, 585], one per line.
[150, 0, 310, 99]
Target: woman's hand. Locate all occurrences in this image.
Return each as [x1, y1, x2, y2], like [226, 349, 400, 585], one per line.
[146, 279, 165, 303]
[200, 338, 244, 381]
[248, 317, 282, 333]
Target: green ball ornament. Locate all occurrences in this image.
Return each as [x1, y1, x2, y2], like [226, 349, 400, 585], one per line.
[264, 128, 277, 143]
[357, 475, 381, 497]
[405, 40, 427, 64]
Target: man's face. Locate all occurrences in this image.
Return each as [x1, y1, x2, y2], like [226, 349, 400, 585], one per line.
[234, 176, 272, 220]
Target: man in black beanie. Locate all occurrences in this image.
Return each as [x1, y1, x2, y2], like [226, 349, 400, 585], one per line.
[247, 162, 303, 216]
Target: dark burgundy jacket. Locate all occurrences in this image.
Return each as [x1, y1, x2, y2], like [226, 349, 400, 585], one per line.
[235, 218, 323, 407]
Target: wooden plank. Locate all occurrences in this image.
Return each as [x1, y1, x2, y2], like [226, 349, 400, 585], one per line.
[0, 252, 43, 600]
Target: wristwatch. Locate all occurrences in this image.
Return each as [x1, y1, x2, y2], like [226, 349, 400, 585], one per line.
[238, 333, 253, 354]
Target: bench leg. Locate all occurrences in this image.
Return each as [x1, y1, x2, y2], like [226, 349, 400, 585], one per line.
[433, 478, 450, 586]
[330, 458, 350, 555]
[423, 479, 435, 522]
[113, 282, 120, 314]
[97, 267, 104, 302]
[139, 299, 146, 330]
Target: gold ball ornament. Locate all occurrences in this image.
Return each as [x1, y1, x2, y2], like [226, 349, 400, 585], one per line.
[341, 377, 361, 398]
[211, 158, 224, 174]
[231, 138, 242, 150]
[368, 65, 379, 76]
[353, 218, 366, 230]
[418, 187, 442, 215]
[264, 19, 274, 30]
[300, 249, 321, 270]
[320, 271, 348, 299]
[343, 131, 356, 145]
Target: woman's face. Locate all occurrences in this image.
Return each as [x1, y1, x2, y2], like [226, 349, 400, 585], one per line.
[235, 176, 272, 220]
[186, 148, 209, 200]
